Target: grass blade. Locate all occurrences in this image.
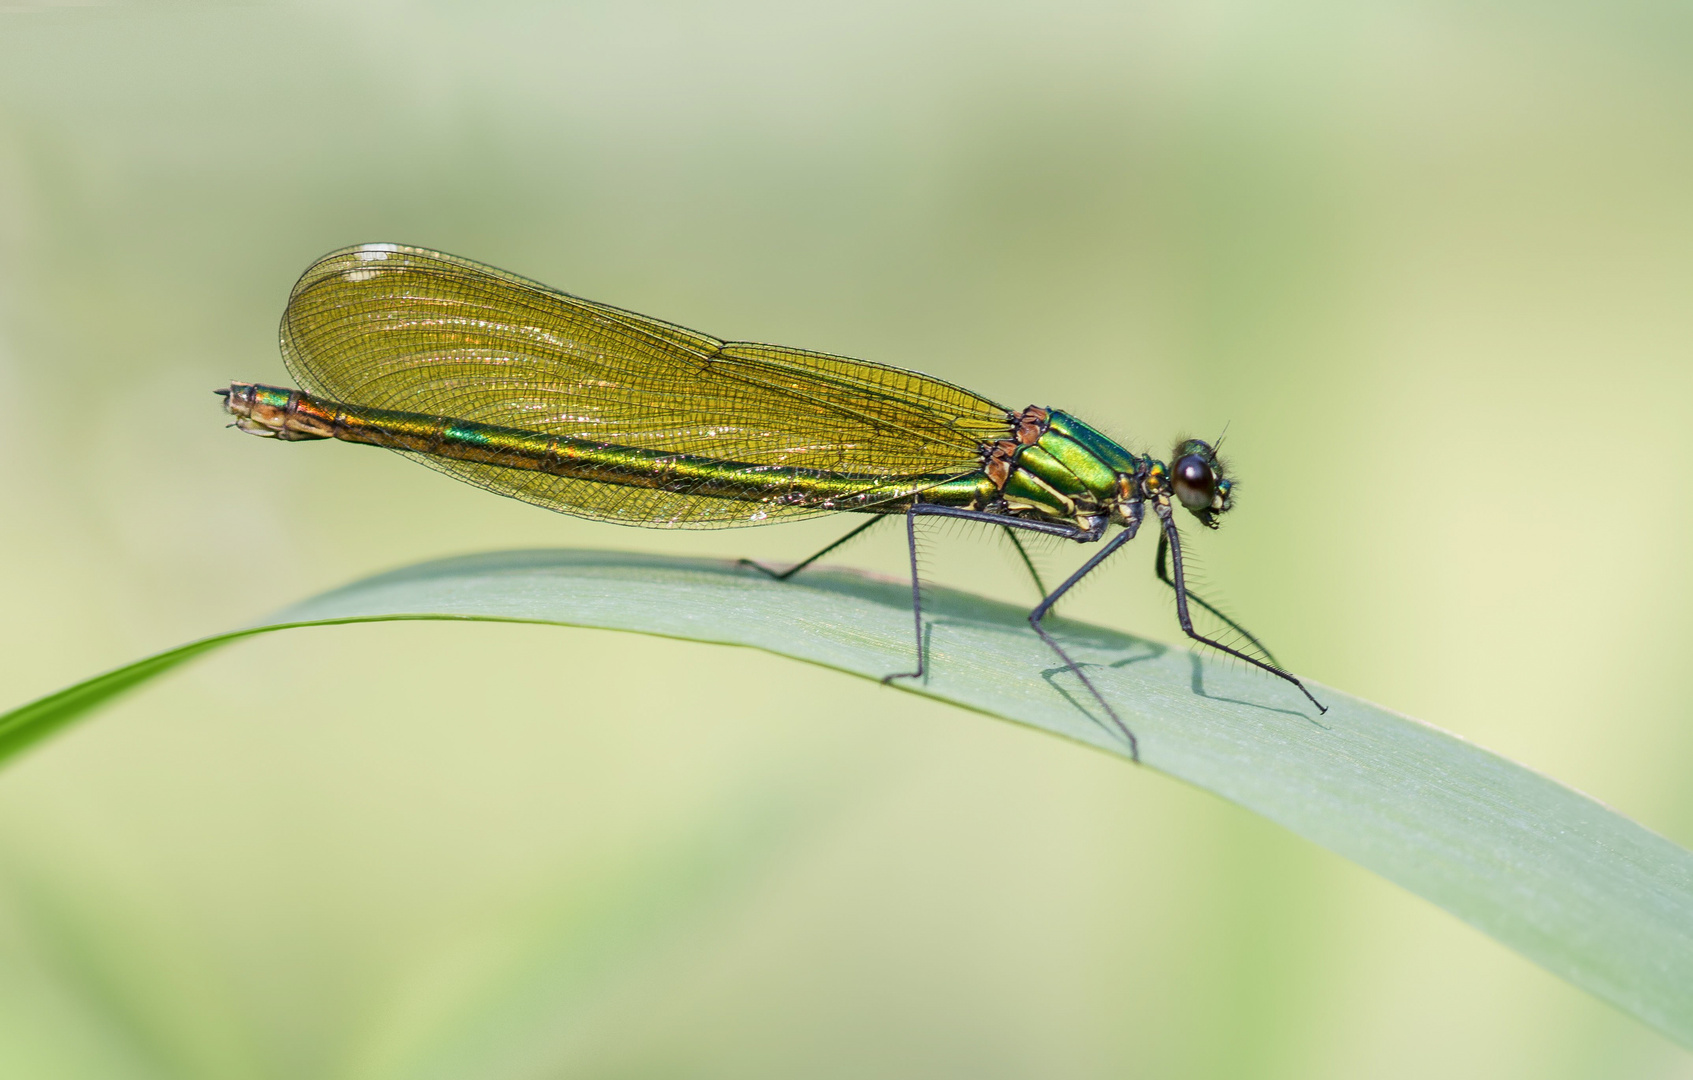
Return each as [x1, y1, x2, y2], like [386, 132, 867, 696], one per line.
[3, 549, 1690, 1046]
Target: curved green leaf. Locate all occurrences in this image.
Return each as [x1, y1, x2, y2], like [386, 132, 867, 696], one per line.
[3, 549, 1690, 1046]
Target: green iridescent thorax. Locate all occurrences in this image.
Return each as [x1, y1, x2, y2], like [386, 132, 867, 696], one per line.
[994, 409, 1148, 527]
[1045, 411, 1143, 477]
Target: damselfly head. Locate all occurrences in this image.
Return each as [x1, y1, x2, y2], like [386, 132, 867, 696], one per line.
[1170, 438, 1232, 529]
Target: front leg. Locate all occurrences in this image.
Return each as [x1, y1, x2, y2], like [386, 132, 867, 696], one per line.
[1155, 501, 1326, 713]
[1154, 530, 1282, 669]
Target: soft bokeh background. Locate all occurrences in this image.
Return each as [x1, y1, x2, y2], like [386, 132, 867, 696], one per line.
[1, 1, 1690, 1076]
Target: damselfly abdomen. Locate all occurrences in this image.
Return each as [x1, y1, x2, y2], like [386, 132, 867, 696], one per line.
[220, 244, 1324, 759]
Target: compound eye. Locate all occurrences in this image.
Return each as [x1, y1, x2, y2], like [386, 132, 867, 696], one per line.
[1172, 454, 1215, 511]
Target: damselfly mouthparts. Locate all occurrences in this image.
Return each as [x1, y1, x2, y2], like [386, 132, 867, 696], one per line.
[220, 244, 1324, 759]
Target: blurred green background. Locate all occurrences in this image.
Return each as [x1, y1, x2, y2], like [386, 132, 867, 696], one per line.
[1, 1, 1690, 1076]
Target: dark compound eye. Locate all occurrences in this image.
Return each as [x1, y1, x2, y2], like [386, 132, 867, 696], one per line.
[1172, 453, 1215, 511]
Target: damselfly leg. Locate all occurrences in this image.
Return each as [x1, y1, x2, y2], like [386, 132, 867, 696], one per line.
[738, 517, 883, 581]
[742, 517, 1049, 599]
[1002, 527, 1047, 597]
[1153, 502, 1326, 714]
[1154, 531, 1282, 669]
[882, 504, 1142, 760]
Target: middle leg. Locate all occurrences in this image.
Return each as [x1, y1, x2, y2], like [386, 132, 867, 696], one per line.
[1002, 525, 1048, 599]
[884, 503, 1142, 760]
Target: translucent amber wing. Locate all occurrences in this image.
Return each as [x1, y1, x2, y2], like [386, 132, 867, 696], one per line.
[280, 245, 1010, 527]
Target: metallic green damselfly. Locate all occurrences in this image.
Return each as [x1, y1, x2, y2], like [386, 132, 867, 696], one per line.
[220, 244, 1324, 758]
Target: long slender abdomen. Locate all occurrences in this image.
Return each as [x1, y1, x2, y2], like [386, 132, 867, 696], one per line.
[219, 382, 992, 511]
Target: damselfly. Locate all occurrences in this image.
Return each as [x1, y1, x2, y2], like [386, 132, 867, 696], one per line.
[220, 244, 1324, 759]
